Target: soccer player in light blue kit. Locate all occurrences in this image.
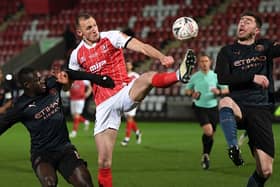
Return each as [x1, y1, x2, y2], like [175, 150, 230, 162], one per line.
[185, 54, 229, 169]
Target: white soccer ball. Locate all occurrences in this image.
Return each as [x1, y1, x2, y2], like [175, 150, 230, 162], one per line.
[172, 17, 199, 40]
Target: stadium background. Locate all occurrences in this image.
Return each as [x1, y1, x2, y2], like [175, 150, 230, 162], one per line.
[0, 0, 279, 121]
[0, 1, 280, 187]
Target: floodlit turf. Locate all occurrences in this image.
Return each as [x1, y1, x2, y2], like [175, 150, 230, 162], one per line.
[0, 121, 279, 187]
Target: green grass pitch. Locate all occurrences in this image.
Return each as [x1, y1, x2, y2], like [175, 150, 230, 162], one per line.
[0, 121, 279, 187]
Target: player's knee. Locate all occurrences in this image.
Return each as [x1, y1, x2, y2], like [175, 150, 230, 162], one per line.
[204, 131, 213, 137]
[143, 71, 156, 84]
[41, 176, 57, 187]
[203, 124, 214, 136]
[219, 96, 233, 109]
[259, 166, 273, 178]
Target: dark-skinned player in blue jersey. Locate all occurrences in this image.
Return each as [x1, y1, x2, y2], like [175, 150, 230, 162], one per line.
[0, 67, 114, 187]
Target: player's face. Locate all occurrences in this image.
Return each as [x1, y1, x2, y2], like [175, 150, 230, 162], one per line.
[198, 56, 211, 72]
[28, 72, 46, 95]
[237, 16, 259, 41]
[77, 17, 99, 45]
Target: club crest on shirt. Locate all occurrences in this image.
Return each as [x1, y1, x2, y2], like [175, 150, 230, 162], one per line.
[102, 44, 108, 52]
[255, 44, 264, 52]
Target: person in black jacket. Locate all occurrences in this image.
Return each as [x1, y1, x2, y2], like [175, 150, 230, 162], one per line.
[0, 67, 114, 187]
[215, 11, 280, 187]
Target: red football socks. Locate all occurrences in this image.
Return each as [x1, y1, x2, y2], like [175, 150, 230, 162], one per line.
[131, 120, 138, 132]
[151, 72, 178, 88]
[73, 116, 80, 131]
[98, 168, 112, 187]
[125, 121, 132, 137]
[79, 115, 86, 123]
[125, 120, 138, 138]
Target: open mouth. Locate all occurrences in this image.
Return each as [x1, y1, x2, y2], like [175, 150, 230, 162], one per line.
[238, 28, 245, 35]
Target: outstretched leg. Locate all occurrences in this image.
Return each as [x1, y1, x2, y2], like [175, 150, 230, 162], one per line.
[130, 49, 197, 102]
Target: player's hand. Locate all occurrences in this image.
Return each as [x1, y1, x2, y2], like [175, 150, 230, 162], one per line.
[211, 88, 220, 95]
[160, 56, 174, 68]
[253, 75, 269, 89]
[94, 75, 115, 88]
[192, 91, 201, 100]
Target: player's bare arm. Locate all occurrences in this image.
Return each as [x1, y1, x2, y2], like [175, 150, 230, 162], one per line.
[125, 35, 174, 67]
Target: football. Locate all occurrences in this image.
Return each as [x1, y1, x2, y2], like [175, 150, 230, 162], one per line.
[172, 17, 199, 40]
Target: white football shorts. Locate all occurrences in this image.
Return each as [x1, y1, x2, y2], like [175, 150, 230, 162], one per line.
[94, 80, 138, 136]
[124, 107, 137, 117]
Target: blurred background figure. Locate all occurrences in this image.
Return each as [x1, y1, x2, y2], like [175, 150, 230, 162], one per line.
[121, 61, 142, 146]
[69, 80, 92, 138]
